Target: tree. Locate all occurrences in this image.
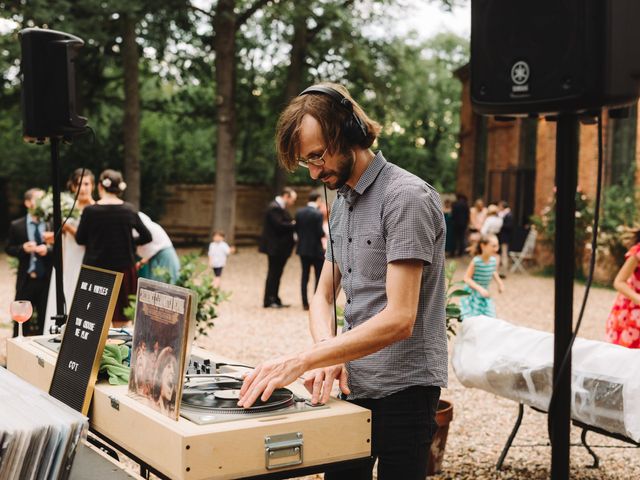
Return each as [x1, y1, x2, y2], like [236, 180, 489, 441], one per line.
[193, 0, 273, 243]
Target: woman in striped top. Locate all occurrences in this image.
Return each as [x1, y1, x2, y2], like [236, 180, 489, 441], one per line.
[460, 234, 504, 319]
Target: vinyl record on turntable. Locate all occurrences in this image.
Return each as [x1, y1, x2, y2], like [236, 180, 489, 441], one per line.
[182, 387, 294, 413]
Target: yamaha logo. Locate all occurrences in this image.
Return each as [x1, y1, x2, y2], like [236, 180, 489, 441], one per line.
[511, 61, 529, 85]
[511, 61, 530, 93]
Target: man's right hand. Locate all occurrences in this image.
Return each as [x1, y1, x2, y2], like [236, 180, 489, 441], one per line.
[303, 364, 350, 405]
[23, 241, 36, 253]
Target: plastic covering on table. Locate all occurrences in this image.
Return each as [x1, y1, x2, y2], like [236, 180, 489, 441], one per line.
[451, 315, 640, 442]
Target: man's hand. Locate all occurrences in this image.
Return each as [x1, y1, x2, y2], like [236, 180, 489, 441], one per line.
[238, 354, 306, 408]
[43, 231, 55, 245]
[23, 241, 36, 253]
[303, 364, 349, 405]
[34, 244, 48, 256]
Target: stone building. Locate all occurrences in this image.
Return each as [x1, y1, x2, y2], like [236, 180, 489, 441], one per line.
[455, 64, 640, 245]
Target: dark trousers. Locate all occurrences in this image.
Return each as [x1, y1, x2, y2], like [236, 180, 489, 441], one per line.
[300, 255, 324, 307]
[453, 225, 467, 257]
[263, 254, 289, 307]
[325, 386, 441, 480]
[13, 277, 48, 337]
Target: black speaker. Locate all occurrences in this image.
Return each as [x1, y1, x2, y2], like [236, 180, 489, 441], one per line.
[471, 0, 640, 116]
[19, 28, 88, 141]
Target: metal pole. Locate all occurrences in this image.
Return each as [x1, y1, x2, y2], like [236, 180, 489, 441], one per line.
[51, 137, 66, 328]
[551, 114, 579, 479]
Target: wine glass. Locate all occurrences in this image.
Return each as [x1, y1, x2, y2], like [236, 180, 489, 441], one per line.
[10, 300, 33, 341]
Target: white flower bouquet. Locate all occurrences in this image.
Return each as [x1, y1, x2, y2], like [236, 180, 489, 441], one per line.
[33, 189, 80, 223]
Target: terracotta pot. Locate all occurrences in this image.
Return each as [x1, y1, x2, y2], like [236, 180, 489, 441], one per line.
[426, 399, 454, 476]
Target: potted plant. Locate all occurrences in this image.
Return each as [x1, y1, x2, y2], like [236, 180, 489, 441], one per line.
[427, 260, 469, 476]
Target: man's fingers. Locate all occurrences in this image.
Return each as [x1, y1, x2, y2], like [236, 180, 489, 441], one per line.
[311, 373, 324, 404]
[261, 381, 278, 402]
[303, 376, 314, 394]
[321, 375, 333, 404]
[239, 365, 261, 396]
[339, 368, 351, 395]
[238, 377, 270, 408]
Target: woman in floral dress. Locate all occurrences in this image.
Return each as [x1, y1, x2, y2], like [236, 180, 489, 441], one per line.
[606, 239, 640, 348]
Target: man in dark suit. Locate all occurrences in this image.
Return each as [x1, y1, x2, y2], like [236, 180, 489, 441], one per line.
[259, 187, 297, 308]
[451, 193, 470, 257]
[5, 188, 53, 336]
[295, 192, 326, 310]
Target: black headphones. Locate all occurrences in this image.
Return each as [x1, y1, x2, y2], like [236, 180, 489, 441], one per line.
[298, 85, 369, 145]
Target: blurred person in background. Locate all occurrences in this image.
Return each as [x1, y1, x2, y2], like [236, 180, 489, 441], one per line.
[6, 188, 51, 336]
[76, 169, 151, 326]
[259, 187, 297, 308]
[295, 191, 326, 310]
[44, 168, 95, 334]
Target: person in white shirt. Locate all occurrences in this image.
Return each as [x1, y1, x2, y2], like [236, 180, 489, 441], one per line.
[208, 231, 234, 288]
[480, 204, 503, 236]
[136, 212, 181, 284]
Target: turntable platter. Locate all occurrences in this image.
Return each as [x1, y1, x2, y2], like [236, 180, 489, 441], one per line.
[181, 387, 294, 414]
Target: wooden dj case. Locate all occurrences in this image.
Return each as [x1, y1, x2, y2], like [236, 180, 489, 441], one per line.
[7, 336, 372, 480]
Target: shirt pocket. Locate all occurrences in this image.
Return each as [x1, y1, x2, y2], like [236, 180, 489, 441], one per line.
[356, 234, 387, 280]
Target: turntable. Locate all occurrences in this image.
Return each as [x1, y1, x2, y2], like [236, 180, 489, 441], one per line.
[7, 336, 372, 479]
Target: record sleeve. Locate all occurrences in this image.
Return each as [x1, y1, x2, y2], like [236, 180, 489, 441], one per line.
[127, 278, 196, 420]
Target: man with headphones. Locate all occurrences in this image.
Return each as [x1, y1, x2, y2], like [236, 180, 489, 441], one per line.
[239, 83, 448, 480]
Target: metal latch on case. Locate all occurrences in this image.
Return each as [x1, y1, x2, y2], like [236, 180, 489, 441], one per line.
[109, 396, 120, 410]
[264, 432, 303, 470]
[37, 356, 44, 367]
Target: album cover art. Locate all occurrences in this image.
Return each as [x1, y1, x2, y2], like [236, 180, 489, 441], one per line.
[128, 279, 196, 420]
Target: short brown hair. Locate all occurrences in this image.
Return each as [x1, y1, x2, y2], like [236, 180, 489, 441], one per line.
[275, 83, 382, 172]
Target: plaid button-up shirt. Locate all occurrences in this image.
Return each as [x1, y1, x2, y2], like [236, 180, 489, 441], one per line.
[327, 151, 448, 399]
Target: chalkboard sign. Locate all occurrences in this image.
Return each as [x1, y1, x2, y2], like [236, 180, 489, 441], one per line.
[49, 265, 122, 415]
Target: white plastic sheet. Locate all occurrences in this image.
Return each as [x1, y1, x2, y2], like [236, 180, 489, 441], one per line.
[452, 315, 640, 442]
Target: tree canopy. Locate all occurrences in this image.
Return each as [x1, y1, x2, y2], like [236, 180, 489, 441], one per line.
[0, 0, 468, 230]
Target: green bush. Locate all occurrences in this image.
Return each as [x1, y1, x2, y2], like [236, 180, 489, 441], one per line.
[125, 253, 228, 338]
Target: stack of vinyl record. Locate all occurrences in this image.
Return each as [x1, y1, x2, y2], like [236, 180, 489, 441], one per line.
[0, 367, 88, 480]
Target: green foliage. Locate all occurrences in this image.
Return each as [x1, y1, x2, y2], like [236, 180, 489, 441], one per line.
[530, 188, 594, 246]
[444, 261, 469, 338]
[124, 253, 229, 338]
[531, 185, 640, 272]
[0, 0, 468, 215]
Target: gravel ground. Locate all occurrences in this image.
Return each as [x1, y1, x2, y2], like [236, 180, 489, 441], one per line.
[1, 247, 638, 479]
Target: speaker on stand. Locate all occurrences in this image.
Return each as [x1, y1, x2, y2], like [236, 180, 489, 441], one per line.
[19, 27, 88, 329]
[470, 1, 640, 478]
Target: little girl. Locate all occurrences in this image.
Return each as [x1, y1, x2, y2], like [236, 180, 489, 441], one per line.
[606, 231, 640, 348]
[460, 234, 504, 319]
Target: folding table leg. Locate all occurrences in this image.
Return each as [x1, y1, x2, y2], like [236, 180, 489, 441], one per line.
[497, 403, 525, 470]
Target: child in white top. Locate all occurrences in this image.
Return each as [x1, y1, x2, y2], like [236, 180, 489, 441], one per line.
[208, 231, 234, 287]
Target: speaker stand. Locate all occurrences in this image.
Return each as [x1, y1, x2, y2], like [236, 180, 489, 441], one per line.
[551, 114, 578, 479]
[50, 137, 66, 328]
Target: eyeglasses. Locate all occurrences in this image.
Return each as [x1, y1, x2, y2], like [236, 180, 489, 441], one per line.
[297, 148, 328, 169]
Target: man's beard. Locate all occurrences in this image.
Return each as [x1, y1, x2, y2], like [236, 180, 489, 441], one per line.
[318, 151, 354, 190]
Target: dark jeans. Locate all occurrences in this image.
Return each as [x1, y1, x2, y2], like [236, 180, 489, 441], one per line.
[300, 255, 324, 307]
[263, 254, 289, 307]
[14, 276, 48, 337]
[325, 385, 441, 480]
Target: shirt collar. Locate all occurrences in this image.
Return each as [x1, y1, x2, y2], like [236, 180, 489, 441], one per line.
[27, 213, 39, 225]
[275, 196, 285, 209]
[337, 151, 387, 203]
[307, 201, 318, 209]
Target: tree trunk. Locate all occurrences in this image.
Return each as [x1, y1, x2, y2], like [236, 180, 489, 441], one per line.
[273, 12, 308, 195]
[212, 0, 237, 243]
[122, 14, 141, 209]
